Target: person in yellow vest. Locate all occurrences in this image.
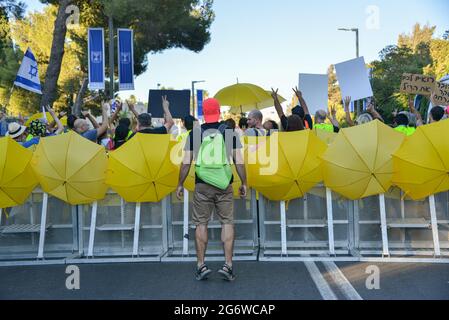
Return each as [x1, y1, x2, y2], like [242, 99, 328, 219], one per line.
[177, 115, 197, 142]
[314, 106, 340, 133]
[393, 113, 416, 136]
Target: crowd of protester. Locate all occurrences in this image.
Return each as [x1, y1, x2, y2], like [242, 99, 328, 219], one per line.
[0, 87, 448, 151]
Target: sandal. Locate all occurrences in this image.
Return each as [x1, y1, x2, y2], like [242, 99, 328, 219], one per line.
[195, 264, 212, 281]
[218, 264, 236, 281]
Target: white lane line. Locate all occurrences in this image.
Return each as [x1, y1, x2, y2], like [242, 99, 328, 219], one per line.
[322, 261, 363, 300]
[304, 261, 338, 300]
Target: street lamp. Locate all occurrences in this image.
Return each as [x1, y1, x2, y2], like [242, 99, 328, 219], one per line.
[338, 28, 360, 114]
[338, 28, 359, 58]
[192, 80, 206, 117]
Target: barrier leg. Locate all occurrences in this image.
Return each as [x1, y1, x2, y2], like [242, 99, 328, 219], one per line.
[379, 194, 389, 257]
[250, 189, 258, 248]
[280, 201, 287, 256]
[259, 195, 266, 251]
[304, 195, 308, 242]
[182, 189, 189, 256]
[400, 190, 406, 244]
[120, 198, 125, 248]
[429, 195, 441, 257]
[162, 197, 168, 255]
[326, 188, 335, 255]
[133, 202, 141, 257]
[0, 208, 2, 226]
[87, 201, 98, 258]
[37, 192, 48, 259]
[78, 205, 84, 256]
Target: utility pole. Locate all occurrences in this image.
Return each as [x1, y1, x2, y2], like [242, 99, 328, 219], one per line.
[108, 15, 114, 100]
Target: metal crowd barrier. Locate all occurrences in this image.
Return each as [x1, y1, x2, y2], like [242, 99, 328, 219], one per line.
[163, 189, 259, 262]
[0, 188, 448, 266]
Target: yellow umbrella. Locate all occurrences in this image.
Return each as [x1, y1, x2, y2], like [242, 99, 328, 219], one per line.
[321, 120, 405, 200]
[393, 120, 449, 200]
[107, 133, 180, 203]
[0, 138, 38, 208]
[229, 91, 286, 114]
[31, 131, 108, 205]
[313, 128, 337, 145]
[214, 83, 272, 113]
[25, 112, 67, 127]
[245, 131, 327, 201]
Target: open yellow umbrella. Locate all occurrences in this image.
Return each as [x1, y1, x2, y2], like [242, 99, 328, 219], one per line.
[25, 112, 67, 127]
[313, 128, 337, 145]
[321, 120, 405, 200]
[229, 91, 286, 114]
[245, 131, 327, 201]
[0, 138, 38, 208]
[393, 120, 449, 200]
[214, 83, 273, 113]
[31, 131, 108, 205]
[107, 133, 180, 203]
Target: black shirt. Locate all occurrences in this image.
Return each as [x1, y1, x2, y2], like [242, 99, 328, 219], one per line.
[184, 122, 242, 185]
[128, 126, 167, 139]
[281, 114, 313, 131]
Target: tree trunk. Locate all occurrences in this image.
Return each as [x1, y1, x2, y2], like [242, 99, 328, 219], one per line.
[40, 0, 72, 108]
[72, 77, 88, 117]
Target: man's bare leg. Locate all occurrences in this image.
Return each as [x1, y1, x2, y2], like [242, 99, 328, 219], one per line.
[221, 224, 235, 267]
[195, 224, 208, 267]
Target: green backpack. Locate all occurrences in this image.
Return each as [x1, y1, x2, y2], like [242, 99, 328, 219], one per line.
[195, 125, 233, 190]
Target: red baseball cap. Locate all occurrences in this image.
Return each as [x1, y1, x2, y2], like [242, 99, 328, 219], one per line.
[203, 98, 221, 123]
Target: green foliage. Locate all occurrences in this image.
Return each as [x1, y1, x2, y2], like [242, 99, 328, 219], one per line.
[369, 23, 448, 125]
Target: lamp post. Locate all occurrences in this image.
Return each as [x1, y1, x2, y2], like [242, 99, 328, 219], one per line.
[192, 80, 205, 116]
[338, 28, 359, 58]
[338, 28, 360, 114]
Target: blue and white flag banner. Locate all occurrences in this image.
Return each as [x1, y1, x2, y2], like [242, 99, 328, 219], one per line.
[88, 28, 105, 90]
[118, 28, 134, 91]
[197, 90, 203, 119]
[14, 47, 42, 94]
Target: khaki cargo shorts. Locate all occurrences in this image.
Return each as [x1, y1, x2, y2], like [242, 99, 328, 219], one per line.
[192, 183, 234, 226]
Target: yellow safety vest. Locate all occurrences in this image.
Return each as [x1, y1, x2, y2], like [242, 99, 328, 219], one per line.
[394, 125, 416, 136]
[314, 123, 334, 132]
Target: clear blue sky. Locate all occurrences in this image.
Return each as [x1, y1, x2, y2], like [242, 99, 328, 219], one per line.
[25, 0, 449, 103]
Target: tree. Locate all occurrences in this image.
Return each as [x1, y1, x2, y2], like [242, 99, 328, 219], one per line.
[40, 0, 215, 109]
[0, 0, 25, 106]
[7, 5, 83, 114]
[39, 0, 73, 108]
[370, 24, 437, 124]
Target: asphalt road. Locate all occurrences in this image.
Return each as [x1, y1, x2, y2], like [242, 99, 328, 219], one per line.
[0, 261, 448, 300]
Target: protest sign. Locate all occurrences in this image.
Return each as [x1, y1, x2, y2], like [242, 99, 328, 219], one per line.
[335, 57, 373, 101]
[298, 73, 328, 115]
[430, 81, 449, 106]
[148, 90, 191, 119]
[400, 73, 436, 95]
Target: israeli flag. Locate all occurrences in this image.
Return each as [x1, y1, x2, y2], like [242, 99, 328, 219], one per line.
[14, 48, 42, 94]
[88, 28, 105, 90]
[118, 29, 134, 91]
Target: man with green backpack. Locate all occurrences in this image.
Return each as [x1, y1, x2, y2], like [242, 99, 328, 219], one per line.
[177, 98, 247, 282]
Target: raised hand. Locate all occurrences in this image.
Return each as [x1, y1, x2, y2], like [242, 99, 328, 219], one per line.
[271, 88, 279, 101]
[162, 95, 170, 109]
[344, 96, 352, 110]
[293, 86, 302, 99]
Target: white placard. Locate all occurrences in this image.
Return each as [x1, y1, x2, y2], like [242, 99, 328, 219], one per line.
[298, 73, 329, 115]
[335, 57, 373, 101]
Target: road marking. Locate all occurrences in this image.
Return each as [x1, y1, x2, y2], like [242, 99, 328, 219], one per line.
[322, 261, 363, 300]
[304, 261, 338, 300]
